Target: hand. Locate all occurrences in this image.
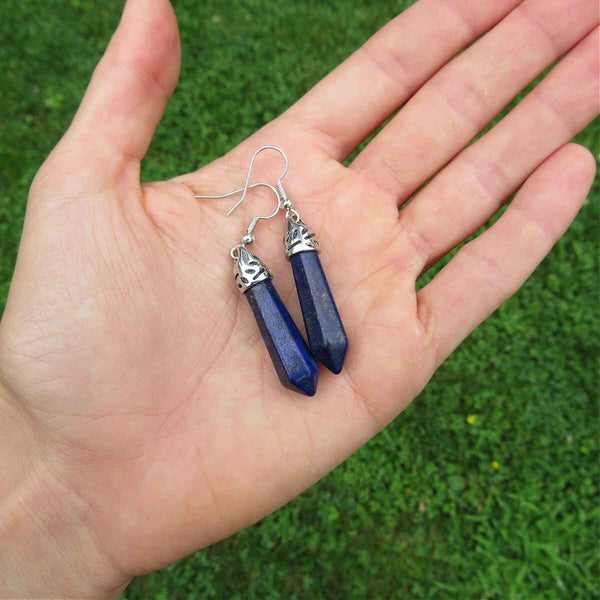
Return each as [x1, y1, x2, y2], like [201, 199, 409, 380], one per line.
[0, 0, 597, 596]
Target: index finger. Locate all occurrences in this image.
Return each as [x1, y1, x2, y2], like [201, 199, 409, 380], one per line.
[283, 0, 523, 161]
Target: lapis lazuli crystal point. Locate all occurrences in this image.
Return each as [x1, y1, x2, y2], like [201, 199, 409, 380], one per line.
[245, 279, 319, 396]
[290, 251, 348, 374]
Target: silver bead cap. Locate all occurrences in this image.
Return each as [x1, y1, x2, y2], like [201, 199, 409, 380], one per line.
[233, 246, 271, 293]
[284, 217, 319, 259]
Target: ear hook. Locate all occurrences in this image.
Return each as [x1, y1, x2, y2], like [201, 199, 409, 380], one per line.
[194, 145, 289, 214]
[195, 180, 280, 208]
[224, 145, 289, 216]
[195, 181, 281, 246]
[194, 145, 289, 245]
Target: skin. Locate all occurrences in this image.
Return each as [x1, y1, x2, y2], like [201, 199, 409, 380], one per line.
[0, 0, 597, 596]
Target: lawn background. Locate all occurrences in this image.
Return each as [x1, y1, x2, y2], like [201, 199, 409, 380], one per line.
[1, 1, 598, 598]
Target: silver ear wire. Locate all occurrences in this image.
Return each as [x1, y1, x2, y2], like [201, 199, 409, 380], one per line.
[224, 145, 289, 216]
[195, 181, 279, 203]
[240, 182, 281, 245]
[194, 145, 290, 214]
[196, 181, 281, 247]
[227, 182, 279, 292]
[195, 146, 289, 251]
[217, 181, 280, 291]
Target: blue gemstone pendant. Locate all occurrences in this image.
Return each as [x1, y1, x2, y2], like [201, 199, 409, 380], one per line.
[235, 246, 318, 396]
[245, 280, 319, 396]
[285, 219, 348, 374]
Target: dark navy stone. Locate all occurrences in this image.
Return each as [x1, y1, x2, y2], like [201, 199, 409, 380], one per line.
[245, 279, 319, 396]
[290, 251, 348, 374]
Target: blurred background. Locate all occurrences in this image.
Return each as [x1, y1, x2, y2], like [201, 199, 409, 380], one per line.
[1, 0, 598, 597]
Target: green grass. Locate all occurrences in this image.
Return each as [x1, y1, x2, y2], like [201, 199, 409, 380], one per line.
[1, 1, 598, 598]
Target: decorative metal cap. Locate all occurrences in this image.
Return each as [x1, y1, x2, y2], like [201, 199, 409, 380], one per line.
[284, 217, 319, 259]
[233, 246, 271, 293]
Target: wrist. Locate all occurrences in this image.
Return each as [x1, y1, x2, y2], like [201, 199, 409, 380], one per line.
[0, 380, 130, 598]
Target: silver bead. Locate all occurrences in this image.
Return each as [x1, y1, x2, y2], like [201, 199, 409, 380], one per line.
[233, 246, 271, 293]
[284, 217, 319, 259]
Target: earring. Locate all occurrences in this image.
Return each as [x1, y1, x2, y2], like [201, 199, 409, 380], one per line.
[196, 181, 319, 397]
[225, 146, 348, 374]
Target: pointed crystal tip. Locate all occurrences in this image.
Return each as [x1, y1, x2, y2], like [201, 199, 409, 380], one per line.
[287, 366, 319, 396]
[245, 279, 319, 396]
[314, 337, 348, 375]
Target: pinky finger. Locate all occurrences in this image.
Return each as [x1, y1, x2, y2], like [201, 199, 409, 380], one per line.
[417, 143, 596, 368]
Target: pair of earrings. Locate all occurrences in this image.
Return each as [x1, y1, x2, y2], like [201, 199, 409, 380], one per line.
[195, 146, 348, 396]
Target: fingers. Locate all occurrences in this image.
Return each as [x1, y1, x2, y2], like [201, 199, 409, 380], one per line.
[417, 143, 596, 367]
[282, 0, 523, 160]
[351, 0, 598, 201]
[44, 0, 180, 187]
[396, 27, 599, 275]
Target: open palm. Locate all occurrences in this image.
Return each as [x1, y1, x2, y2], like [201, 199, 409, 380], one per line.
[0, 0, 597, 595]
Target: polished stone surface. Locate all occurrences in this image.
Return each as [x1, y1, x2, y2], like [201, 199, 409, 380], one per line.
[290, 251, 348, 374]
[245, 279, 319, 396]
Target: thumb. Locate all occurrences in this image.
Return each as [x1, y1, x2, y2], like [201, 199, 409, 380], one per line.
[38, 0, 180, 191]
